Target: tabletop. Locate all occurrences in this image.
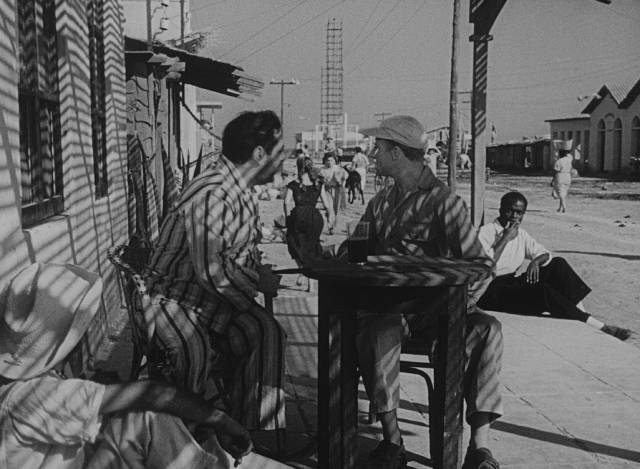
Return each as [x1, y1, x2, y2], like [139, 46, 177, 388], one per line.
[303, 254, 492, 287]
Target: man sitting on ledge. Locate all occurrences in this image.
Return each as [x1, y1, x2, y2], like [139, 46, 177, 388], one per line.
[0, 263, 290, 468]
[477, 191, 632, 341]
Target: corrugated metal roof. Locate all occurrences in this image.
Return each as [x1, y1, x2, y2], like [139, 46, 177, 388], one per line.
[124, 36, 264, 98]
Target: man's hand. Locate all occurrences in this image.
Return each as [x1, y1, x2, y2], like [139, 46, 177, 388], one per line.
[215, 414, 254, 463]
[256, 264, 281, 297]
[525, 261, 540, 284]
[501, 221, 519, 242]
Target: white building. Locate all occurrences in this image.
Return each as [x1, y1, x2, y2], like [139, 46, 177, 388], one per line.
[547, 78, 640, 174]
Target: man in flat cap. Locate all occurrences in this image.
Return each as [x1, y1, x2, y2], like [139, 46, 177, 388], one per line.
[351, 116, 503, 469]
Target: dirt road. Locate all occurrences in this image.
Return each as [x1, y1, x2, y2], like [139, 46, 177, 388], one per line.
[259, 162, 640, 348]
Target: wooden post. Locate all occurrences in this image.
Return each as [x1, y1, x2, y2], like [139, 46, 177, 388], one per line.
[470, 34, 491, 226]
[448, 0, 461, 192]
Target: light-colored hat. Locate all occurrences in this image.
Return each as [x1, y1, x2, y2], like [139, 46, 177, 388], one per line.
[361, 115, 428, 149]
[559, 140, 573, 151]
[0, 263, 102, 380]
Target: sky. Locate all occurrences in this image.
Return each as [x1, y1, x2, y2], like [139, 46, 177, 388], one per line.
[179, 0, 640, 145]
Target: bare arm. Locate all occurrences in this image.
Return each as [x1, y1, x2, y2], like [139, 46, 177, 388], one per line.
[490, 221, 519, 263]
[283, 187, 294, 218]
[101, 381, 252, 459]
[319, 185, 335, 225]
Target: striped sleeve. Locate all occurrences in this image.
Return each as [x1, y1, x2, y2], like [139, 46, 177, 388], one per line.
[440, 193, 494, 306]
[184, 191, 259, 313]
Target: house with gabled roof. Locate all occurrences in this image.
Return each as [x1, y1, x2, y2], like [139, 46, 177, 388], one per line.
[547, 77, 640, 175]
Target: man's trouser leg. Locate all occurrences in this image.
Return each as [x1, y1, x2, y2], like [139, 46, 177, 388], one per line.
[356, 313, 404, 413]
[148, 298, 286, 430]
[478, 257, 591, 321]
[463, 311, 504, 423]
[227, 307, 287, 431]
[356, 307, 503, 422]
[87, 411, 230, 469]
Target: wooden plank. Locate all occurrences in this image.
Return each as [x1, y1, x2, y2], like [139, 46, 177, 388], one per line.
[317, 281, 358, 469]
[432, 285, 467, 469]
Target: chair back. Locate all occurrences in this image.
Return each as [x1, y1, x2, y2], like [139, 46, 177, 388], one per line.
[107, 244, 152, 379]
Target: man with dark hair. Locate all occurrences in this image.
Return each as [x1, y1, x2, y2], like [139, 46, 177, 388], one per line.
[477, 191, 631, 341]
[145, 111, 288, 437]
[351, 115, 503, 469]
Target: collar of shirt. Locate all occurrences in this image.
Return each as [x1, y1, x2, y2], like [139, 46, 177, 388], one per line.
[215, 154, 251, 194]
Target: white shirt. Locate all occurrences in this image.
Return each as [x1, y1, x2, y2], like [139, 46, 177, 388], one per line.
[0, 372, 105, 469]
[478, 219, 552, 277]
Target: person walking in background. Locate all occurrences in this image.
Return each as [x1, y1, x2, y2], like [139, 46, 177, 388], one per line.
[478, 191, 632, 341]
[552, 140, 573, 213]
[350, 146, 369, 194]
[283, 156, 334, 287]
[319, 153, 347, 234]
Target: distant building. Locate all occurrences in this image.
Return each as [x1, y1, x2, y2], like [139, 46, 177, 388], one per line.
[546, 77, 640, 174]
[544, 116, 590, 172]
[486, 138, 557, 172]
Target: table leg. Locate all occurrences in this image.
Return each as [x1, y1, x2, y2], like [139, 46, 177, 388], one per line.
[431, 285, 467, 469]
[317, 281, 358, 469]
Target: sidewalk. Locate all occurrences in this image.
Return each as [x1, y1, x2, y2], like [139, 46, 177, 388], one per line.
[271, 292, 640, 468]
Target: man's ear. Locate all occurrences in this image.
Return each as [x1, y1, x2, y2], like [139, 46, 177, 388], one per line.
[252, 146, 264, 163]
[391, 145, 401, 160]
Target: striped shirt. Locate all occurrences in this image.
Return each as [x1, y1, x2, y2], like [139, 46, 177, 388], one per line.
[146, 155, 263, 334]
[360, 166, 493, 305]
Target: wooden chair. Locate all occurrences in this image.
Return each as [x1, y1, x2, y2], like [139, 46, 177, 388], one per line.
[107, 244, 152, 380]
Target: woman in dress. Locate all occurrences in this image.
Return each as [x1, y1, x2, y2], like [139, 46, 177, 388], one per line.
[283, 156, 334, 285]
[319, 153, 347, 234]
[552, 141, 574, 213]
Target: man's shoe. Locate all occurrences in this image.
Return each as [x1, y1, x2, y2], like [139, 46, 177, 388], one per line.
[462, 447, 499, 469]
[367, 439, 407, 469]
[602, 325, 632, 341]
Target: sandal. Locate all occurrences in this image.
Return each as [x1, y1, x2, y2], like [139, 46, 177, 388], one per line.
[462, 447, 500, 469]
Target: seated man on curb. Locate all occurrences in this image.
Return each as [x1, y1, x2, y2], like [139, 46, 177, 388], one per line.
[477, 191, 631, 341]
[0, 263, 290, 469]
[346, 116, 503, 469]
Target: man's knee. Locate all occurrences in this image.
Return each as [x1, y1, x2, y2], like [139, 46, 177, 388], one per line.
[468, 312, 503, 344]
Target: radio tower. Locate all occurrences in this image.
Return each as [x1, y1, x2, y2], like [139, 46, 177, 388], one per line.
[321, 18, 343, 127]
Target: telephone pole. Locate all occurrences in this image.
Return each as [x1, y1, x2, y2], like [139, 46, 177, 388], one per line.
[269, 79, 299, 128]
[448, 0, 461, 193]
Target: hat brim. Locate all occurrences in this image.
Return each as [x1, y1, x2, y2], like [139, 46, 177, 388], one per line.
[360, 126, 395, 141]
[0, 264, 103, 380]
[360, 126, 426, 149]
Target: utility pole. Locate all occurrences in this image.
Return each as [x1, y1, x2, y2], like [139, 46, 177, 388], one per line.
[448, 0, 461, 193]
[269, 79, 299, 128]
[180, 0, 185, 46]
[373, 112, 392, 123]
[146, 0, 152, 50]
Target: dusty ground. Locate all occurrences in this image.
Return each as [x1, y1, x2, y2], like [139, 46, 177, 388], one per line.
[260, 160, 640, 348]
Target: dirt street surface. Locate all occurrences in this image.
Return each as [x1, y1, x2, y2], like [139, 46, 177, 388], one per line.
[259, 160, 640, 348]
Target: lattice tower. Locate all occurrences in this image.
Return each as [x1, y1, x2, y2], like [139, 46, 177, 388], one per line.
[321, 17, 343, 126]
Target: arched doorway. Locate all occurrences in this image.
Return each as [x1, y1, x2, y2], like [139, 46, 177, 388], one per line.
[597, 119, 606, 172]
[632, 116, 640, 156]
[613, 119, 622, 172]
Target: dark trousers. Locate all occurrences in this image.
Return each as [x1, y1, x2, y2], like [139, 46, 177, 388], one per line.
[477, 257, 592, 322]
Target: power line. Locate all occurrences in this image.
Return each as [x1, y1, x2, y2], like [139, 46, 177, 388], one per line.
[347, 1, 426, 75]
[344, 0, 384, 59]
[220, 0, 309, 58]
[344, 0, 403, 62]
[234, 0, 347, 63]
